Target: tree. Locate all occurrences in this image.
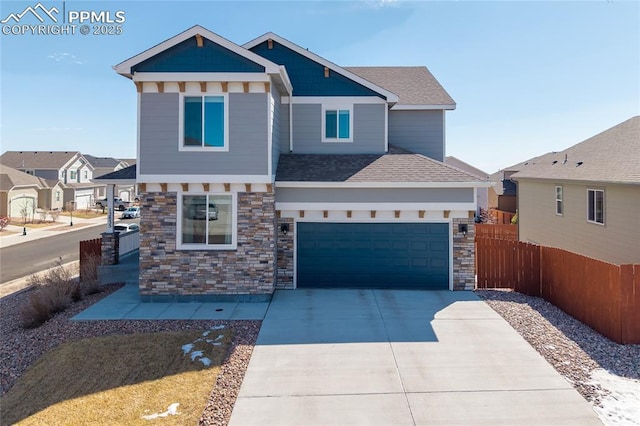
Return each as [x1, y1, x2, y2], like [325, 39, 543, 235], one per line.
[49, 209, 61, 223]
[19, 199, 34, 225]
[0, 216, 8, 231]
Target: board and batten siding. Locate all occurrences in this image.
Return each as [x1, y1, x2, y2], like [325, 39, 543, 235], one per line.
[139, 93, 269, 176]
[389, 110, 444, 161]
[271, 88, 281, 176]
[290, 103, 386, 154]
[276, 187, 474, 204]
[518, 180, 640, 264]
[280, 103, 290, 154]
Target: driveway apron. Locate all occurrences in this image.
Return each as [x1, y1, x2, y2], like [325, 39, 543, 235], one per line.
[229, 289, 601, 426]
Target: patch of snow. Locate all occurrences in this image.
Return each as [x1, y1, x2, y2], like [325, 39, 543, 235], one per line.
[212, 342, 222, 346]
[215, 334, 224, 341]
[181, 343, 194, 355]
[190, 350, 204, 361]
[142, 403, 180, 420]
[588, 368, 640, 426]
[199, 357, 212, 366]
[211, 325, 225, 330]
[202, 330, 211, 337]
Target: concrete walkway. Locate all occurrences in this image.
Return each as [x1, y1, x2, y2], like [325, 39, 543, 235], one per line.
[229, 289, 601, 426]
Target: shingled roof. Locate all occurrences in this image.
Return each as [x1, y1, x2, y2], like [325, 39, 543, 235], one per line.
[0, 165, 49, 191]
[92, 164, 136, 181]
[345, 66, 455, 107]
[512, 116, 640, 185]
[276, 146, 483, 184]
[0, 151, 82, 169]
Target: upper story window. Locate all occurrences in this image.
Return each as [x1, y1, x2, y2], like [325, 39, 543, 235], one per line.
[84, 170, 88, 180]
[555, 186, 563, 215]
[180, 94, 228, 151]
[70, 170, 77, 180]
[178, 193, 236, 250]
[587, 188, 604, 225]
[322, 105, 353, 143]
[55, 191, 61, 202]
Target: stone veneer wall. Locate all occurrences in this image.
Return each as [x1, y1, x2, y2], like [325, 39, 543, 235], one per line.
[452, 217, 475, 290]
[139, 191, 276, 300]
[276, 217, 294, 289]
[101, 232, 119, 266]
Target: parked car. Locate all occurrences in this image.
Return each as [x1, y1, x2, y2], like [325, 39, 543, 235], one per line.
[96, 197, 130, 211]
[187, 202, 218, 220]
[121, 206, 140, 219]
[114, 223, 139, 233]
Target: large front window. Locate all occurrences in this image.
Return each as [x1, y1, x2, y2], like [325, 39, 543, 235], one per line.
[322, 106, 352, 142]
[180, 194, 235, 249]
[182, 95, 227, 150]
[587, 189, 604, 225]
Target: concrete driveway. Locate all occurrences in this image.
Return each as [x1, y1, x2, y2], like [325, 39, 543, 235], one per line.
[229, 289, 601, 426]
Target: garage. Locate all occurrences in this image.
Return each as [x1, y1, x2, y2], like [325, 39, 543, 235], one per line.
[10, 195, 36, 219]
[297, 222, 449, 289]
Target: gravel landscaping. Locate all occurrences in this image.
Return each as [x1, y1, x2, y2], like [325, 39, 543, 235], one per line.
[476, 289, 640, 409]
[0, 285, 260, 426]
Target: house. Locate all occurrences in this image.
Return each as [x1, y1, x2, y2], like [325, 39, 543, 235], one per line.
[110, 25, 489, 301]
[488, 165, 521, 213]
[85, 155, 136, 201]
[0, 151, 105, 209]
[0, 165, 65, 218]
[444, 156, 489, 217]
[511, 116, 640, 265]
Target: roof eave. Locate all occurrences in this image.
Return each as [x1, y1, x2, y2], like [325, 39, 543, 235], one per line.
[275, 181, 490, 188]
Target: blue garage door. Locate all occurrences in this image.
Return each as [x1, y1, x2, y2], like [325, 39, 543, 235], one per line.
[297, 222, 449, 289]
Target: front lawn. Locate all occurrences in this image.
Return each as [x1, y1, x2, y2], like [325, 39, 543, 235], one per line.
[1, 329, 232, 425]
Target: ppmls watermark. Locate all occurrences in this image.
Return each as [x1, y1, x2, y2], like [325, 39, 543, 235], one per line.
[1, 2, 126, 36]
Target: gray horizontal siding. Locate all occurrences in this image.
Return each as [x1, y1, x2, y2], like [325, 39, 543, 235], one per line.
[389, 110, 444, 161]
[139, 93, 268, 176]
[271, 89, 281, 176]
[32, 170, 59, 180]
[292, 103, 385, 154]
[275, 187, 474, 203]
[280, 103, 290, 153]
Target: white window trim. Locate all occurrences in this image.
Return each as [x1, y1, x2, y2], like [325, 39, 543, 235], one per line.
[321, 104, 353, 143]
[178, 92, 230, 152]
[586, 188, 605, 225]
[555, 185, 563, 216]
[177, 191, 237, 250]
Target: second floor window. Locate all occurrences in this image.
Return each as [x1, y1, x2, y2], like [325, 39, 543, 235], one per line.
[70, 170, 77, 180]
[322, 106, 352, 142]
[182, 95, 227, 150]
[55, 191, 60, 201]
[555, 186, 563, 215]
[587, 189, 604, 225]
[84, 170, 88, 180]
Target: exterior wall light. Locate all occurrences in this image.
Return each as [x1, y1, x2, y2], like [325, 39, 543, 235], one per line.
[280, 223, 289, 235]
[458, 223, 468, 237]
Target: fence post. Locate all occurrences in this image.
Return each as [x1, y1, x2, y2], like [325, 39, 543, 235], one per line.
[620, 264, 640, 344]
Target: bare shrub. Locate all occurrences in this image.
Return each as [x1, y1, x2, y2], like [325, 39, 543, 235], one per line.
[21, 260, 81, 328]
[49, 209, 61, 223]
[0, 216, 8, 231]
[80, 253, 102, 295]
[38, 210, 48, 223]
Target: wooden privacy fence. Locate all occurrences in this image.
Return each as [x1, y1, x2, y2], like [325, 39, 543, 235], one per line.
[475, 224, 518, 240]
[79, 237, 102, 281]
[476, 237, 640, 344]
[490, 209, 516, 225]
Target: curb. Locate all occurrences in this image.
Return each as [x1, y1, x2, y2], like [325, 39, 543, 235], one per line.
[0, 260, 80, 298]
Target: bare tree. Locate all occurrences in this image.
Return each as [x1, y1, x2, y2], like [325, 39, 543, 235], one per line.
[0, 217, 8, 231]
[49, 209, 61, 223]
[38, 210, 48, 223]
[19, 199, 33, 225]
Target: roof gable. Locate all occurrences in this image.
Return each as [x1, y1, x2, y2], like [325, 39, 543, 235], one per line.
[244, 33, 398, 102]
[512, 116, 640, 185]
[0, 165, 48, 191]
[115, 25, 281, 77]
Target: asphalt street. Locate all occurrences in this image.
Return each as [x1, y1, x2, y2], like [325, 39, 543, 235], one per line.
[0, 225, 104, 284]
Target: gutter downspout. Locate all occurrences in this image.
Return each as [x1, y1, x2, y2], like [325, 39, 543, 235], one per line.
[289, 97, 293, 153]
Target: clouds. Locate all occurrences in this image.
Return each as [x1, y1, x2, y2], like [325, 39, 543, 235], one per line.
[47, 52, 87, 65]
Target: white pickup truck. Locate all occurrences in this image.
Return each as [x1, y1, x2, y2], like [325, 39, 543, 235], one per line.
[95, 197, 130, 211]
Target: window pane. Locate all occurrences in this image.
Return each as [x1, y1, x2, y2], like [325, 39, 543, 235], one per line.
[588, 190, 595, 221]
[325, 110, 337, 138]
[207, 195, 233, 245]
[338, 110, 350, 139]
[595, 191, 604, 223]
[204, 96, 224, 147]
[184, 97, 203, 146]
[182, 195, 206, 243]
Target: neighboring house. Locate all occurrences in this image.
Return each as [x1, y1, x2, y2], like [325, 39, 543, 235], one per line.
[85, 155, 136, 201]
[0, 165, 64, 218]
[444, 156, 489, 216]
[110, 25, 489, 301]
[0, 151, 104, 209]
[511, 116, 640, 265]
[488, 165, 522, 213]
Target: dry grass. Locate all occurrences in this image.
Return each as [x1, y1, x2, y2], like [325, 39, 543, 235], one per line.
[59, 210, 106, 219]
[8, 221, 63, 229]
[1, 329, 232, 425]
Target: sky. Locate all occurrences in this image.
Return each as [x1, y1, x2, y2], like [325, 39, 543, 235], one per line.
[0, 0, 638, 174]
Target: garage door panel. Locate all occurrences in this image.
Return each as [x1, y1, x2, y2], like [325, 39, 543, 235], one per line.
[297, 222, 449, 289]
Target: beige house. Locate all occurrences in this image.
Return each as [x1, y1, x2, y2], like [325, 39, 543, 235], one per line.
[512, 116, 640, 265]
[0, 165, 64, 219]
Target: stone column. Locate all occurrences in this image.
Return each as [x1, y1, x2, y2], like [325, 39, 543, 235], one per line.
[101, 232, 120, 265]
[452, 217, 475, 290]
[276, 217, 294, 289]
